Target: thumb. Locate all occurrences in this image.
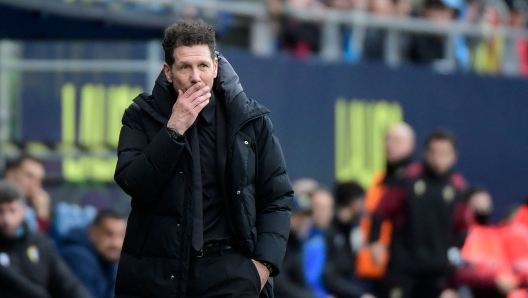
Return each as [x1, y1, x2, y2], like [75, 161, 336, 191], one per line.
[178, 89, 183, 97]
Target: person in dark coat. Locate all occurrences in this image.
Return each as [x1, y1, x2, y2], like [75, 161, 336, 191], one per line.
[113, 20, 293, 298]
[324, 181, 377, 298]
[274, 196, 316, 298]
[61, 210, 126, 298]
[0, 180, 91, 298]
[375, 130, 471, 298]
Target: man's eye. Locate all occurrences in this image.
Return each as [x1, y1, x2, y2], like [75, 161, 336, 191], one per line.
[201, 64, 209, 68]
[180, 65, 188, 69]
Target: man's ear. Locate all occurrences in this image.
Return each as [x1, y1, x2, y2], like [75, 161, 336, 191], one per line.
[213, 57, 219, 79]
[163, 62, 172, 83]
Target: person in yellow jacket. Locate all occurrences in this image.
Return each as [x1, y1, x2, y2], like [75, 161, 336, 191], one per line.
[356, 123, 415, 281]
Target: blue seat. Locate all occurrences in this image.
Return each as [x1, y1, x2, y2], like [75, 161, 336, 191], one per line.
[51, 202, 97, 248]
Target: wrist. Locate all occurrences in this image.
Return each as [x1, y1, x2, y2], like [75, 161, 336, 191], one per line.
[258, 261, 274, 275]
[166, 126, 185, 142]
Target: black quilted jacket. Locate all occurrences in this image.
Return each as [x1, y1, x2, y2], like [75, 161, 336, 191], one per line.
[113, 54, 293, 298]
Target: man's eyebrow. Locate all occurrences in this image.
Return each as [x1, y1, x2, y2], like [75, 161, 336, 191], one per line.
[176, 60, 211, 66]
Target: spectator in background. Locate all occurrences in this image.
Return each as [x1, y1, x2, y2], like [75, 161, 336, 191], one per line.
[5, 154, 50, 233]
[310, 188, 335, 236]
[61, 210, 127, 298]
[502, 0, 528, 76]
[375, 130, 470, 298]
[356, 123, 415, 282]
[304, 188, 335, 298]
[269, 0, 323, 58]
[407, 0, 466, 66]
[472, 3, 506, 74]
[452, 188, 519, 297]
[323, 181, 376, 298]
[363, 0, 395, 61]
[275, 196, 316, 298]
[0, 180, 91, 298]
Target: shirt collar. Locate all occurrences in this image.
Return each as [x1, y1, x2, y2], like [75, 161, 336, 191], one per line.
[200, 92, 216, 124]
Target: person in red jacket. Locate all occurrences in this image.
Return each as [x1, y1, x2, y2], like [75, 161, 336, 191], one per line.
[498, 198, 528, 297]
[375, 130, 471, 298]
[452, 188, 519, 298]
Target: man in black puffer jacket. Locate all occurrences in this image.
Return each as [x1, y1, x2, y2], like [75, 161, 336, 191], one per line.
[114, 20, 293, 298]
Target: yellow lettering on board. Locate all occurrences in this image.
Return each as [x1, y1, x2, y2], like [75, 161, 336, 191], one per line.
[335, 99, 403, 189]
[60, 82, 142, 182]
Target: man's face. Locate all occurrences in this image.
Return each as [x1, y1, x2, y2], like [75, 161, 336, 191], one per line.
[5, 160, 45, 198]
[311, 191, 334, 230]
[385, 126, 415, 163]
[0, 200, 26, 237]
[89, 218, 127, 263]
[425, 139, 457, 176]
[163, 45, 218, 96]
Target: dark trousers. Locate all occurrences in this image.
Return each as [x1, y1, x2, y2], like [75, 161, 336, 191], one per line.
[380, 270, 445, 298]
[187, 250, 261, 298]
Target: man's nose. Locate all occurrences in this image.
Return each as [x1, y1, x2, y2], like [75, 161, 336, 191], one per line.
[190, 69, 201, 84]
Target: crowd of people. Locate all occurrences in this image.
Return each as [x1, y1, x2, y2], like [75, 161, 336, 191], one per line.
[275, 123, 528, 298]
[266, 0, 528, 75]
[0, 155, 125, 298]
[1, 126, 528, 298]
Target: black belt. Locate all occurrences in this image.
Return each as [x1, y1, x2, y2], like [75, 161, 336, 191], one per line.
[191, 243, 234, 258]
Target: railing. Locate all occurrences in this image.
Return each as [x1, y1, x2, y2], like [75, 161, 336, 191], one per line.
[1, 0, 527, 66]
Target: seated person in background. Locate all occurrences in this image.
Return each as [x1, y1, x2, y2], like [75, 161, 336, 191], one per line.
[0, 180, 91, 298]
[304, 188, 335, 298]
[323, 181, 376, 298]
[61, 210, 126, 298]
[407, 0, 463, 65]
[268, 0, 323, 58]
[275, 196, 317, 298]
[5, 154, 50, 232]
[452, 188, 519, 298]
[309, 188, 335, 237]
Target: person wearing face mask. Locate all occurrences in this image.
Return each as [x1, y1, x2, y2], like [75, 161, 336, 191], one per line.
[451, 188, 519, 298]
[374, 130, 471, 298]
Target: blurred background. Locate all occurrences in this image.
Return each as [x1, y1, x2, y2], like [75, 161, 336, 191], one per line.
[0, 0, 526, 217]
[1, 1, 528, 298]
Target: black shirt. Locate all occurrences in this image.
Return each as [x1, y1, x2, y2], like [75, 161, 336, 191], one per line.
[195, 94, 231, 244]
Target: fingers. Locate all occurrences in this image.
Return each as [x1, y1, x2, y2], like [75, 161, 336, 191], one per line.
[184, 82, 205, 96]
[192, 97, 210, 113]
[180, 82, 210, 102]
[192, 92, 211, 109]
